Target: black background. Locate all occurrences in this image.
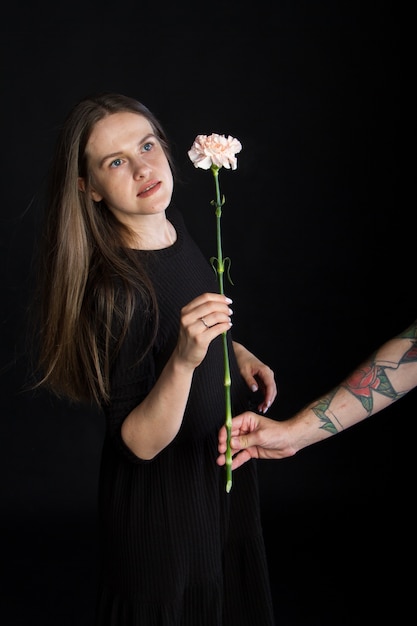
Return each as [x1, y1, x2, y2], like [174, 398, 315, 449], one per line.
[1, 3, 413, 625]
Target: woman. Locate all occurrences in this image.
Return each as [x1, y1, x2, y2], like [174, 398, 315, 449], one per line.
[32, 93, 277, 625]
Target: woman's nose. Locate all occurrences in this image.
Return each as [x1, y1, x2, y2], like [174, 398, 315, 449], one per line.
[132, 157, 151, 179]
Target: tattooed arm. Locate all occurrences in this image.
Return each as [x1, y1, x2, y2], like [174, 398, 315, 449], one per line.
[217, 319, 417, 469]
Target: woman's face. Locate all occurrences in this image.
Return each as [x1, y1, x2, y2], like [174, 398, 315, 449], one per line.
[82, 111, 174, 226]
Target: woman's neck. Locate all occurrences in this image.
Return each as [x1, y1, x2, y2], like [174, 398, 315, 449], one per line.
[129, 214, 177, 250]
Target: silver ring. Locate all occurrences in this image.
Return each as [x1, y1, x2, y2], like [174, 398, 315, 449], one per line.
[200, 317, 209, 328]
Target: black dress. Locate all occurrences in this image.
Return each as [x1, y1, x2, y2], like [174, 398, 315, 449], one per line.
[94, 207, 275, 626]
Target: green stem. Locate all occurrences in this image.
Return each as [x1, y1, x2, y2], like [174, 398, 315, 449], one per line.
[211, 165, 233, 493]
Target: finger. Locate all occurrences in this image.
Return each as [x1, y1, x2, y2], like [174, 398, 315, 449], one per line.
[199, 319, 232, 335]
[182, 293, 233, 315]
[216, 453, 226, 466]
[199, 317, 210, 329]
[217, 425, 228, 447]
[259, 382, 278, 413]
[216, 448, 253, 470]
[240, 371, 259, 393]
[197, 303, 233, 328]
[231, 449, 254, 469]
[196, 312, 233, 336]
[230, 433, 255, 451]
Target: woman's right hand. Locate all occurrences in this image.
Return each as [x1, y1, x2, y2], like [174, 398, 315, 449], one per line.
[174, 292, 233, 369]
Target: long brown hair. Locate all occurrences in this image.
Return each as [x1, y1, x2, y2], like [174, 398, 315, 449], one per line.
[32, 93, 175, 406]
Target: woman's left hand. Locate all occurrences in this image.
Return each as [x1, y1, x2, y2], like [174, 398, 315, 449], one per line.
[232, 342, 277, 413]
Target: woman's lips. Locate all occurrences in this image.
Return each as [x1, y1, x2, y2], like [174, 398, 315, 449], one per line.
[137, 181, 161, 197]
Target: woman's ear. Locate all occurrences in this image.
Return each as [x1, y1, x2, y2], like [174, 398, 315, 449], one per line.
[78, 177, 103, 202]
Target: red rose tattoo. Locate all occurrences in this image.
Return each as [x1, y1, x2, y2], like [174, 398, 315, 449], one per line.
[344, 364, 396, 413]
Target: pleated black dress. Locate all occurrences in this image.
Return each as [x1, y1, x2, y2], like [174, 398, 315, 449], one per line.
[94, 207, 275, 626]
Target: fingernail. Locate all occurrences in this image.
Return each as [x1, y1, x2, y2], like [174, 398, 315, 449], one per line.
[225, 297, 233, 303]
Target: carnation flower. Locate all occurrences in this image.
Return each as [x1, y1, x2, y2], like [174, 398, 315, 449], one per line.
[188, 133, 242, 170]
[188, 133, 242, 493]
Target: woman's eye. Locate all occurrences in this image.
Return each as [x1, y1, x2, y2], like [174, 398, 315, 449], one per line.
[142, 142, 153, 152]
[110, 158, 123, 168]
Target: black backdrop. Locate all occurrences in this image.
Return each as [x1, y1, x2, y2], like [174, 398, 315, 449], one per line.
[1, 3, 413, 625]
